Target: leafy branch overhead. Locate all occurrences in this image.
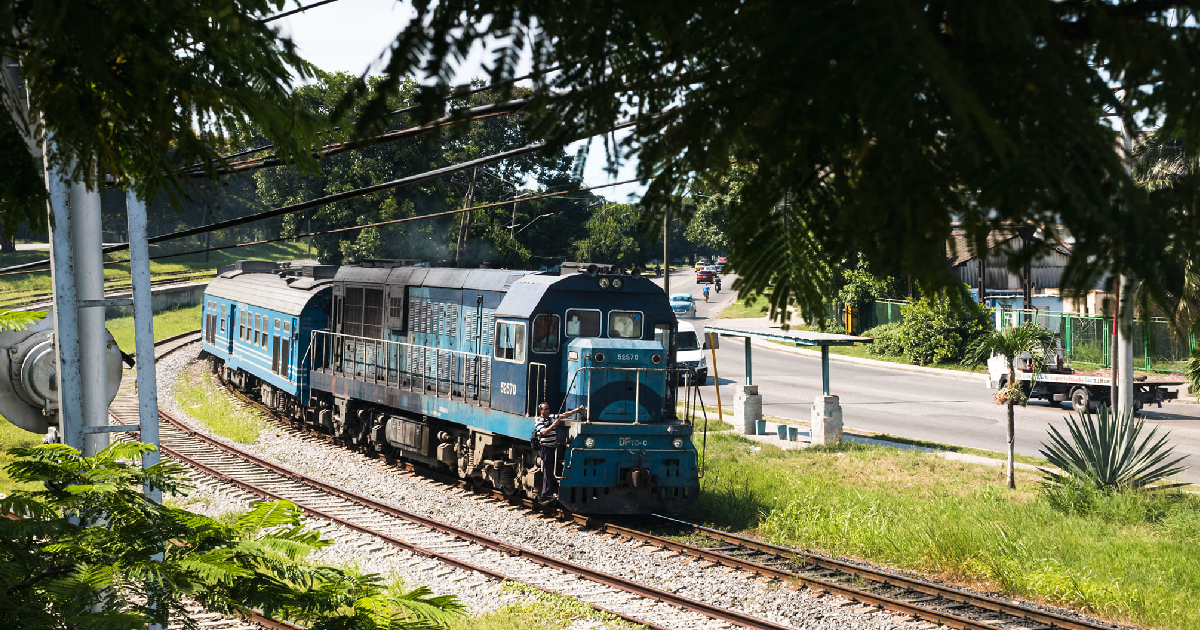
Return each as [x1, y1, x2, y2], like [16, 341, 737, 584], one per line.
[362, 1, 1200, 320]
[0, 442, 463, 630]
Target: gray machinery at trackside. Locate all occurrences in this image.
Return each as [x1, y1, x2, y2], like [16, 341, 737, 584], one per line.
[0, 309, 123, 438]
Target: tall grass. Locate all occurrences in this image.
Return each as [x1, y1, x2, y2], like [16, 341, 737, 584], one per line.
[688, 432, 1200, 630]
[106, 304, 202, 353]
[173, 369, 264, 444]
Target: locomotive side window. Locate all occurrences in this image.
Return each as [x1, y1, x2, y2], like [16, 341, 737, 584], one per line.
[532, 314, 560, 354]
[565, 309, 601, 337]
[654, 323, 672, 353]
[494, 321, 527, 363]
[609, 311, 644, 339]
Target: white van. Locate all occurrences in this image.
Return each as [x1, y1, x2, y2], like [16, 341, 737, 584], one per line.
[675, 321, 708, 385]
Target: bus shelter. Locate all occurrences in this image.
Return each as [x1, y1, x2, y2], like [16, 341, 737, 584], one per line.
[702, 318, 874, 443]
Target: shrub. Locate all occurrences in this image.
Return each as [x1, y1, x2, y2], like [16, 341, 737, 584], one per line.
[862, 323, 904, 356]
[1040, 406, 1188, 491]
[900, 294, 990, 365]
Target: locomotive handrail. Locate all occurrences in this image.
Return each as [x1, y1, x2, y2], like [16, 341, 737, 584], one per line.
[311, 330, 493, 405]
[563, 364, 693, 424]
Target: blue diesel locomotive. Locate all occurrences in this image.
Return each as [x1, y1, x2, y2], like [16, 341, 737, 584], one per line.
[200, 259, 700, 514]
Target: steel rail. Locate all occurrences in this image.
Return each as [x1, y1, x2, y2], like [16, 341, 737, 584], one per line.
[620, 515, 1123, 630]
[206, 359, 1121, 630]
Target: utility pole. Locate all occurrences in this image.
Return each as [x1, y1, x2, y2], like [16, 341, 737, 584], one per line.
[663, 206, 670, 297]
[1115, 80, 1137, 418]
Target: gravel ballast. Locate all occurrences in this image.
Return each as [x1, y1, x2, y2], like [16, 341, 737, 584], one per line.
[158, 346, 921, 629]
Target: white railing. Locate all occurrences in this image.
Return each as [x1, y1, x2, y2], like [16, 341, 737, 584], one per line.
[310, 330, 492, 404]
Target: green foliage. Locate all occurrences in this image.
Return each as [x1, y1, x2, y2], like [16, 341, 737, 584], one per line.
[0, 0, 327, 232]
[1040, 407, 1188, 492]
[862, 322, 904, 357]
[1185, 348, 1200, 397]
[900, 294, 990, 366]
[0, 442, 462, 630]
[836, 254, 895, 308]
[569, 203, 646, 266]
[966, 322, 1056, 382]
[0, 309, 44, 332]
[362, 1, 1200, 337]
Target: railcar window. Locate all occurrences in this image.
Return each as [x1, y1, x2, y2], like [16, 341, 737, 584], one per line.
[254, 314, 261, 345]
[532, 314, 560, 353]
[609, 311, 643, 339]
[261, 316, 268, 348]
[220, 305, 226, 332]
[240, 312, 246, 340]
[274, 318, 280, 330]
[565, 309, 601, 337]
[494, 321, 526, 363]
[283, 320, 291, 335]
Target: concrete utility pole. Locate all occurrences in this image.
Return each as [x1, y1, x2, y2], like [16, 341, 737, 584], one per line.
[1115, 80, 1137, 418]
[128, 192, 161, 498]
[663, 206, 670, 297]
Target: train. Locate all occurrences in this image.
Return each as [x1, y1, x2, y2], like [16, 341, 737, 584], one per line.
[199, 259, 702, 514]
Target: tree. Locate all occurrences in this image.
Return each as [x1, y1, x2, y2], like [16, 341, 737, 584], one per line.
[354, 2, 1200, 326]
[0, 0, 327, 234]
[966, 322, 1055, 489]
[0, 442, 463, 630]
[570, 203, 646, 266]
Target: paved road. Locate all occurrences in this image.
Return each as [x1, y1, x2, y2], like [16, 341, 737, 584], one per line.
[654, 269, 1200, 483]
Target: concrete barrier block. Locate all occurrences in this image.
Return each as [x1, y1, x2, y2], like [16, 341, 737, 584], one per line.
[811, 394, 843, 445]
[734, 385, 762, 435]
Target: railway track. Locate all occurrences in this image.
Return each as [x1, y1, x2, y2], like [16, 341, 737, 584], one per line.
[165, 334, 1127, 630]
[111, 334, 794, 630]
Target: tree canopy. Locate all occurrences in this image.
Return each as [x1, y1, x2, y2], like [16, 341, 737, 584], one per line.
[357, 1, 1200, 321]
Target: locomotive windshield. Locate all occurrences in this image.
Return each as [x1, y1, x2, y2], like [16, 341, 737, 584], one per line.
[609, 311, 643, 338]
[566, 309, 601, 337]
[532, 314, 559, 353]
[677, 331, 700, 351]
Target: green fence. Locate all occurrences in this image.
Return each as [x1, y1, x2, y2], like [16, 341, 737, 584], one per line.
[862, 299, 1194, 374]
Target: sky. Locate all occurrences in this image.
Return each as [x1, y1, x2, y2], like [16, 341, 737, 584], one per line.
[271, 0, 645, 202]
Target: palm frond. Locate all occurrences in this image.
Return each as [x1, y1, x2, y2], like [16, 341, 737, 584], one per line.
[0, 309, 46, 332]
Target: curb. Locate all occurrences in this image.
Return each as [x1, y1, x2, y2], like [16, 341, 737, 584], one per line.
[745, 337, 989, 382]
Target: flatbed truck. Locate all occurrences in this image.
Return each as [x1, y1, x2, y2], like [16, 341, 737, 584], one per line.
[986, 355, 1181, 413]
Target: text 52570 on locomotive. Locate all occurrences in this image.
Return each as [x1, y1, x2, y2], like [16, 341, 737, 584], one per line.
[200, 260, 701, 514]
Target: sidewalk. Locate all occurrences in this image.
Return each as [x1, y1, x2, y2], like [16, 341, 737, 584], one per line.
[721, 420, 1040, 471]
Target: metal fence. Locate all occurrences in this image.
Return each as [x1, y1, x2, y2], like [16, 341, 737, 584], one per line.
[858, 299, 1195, 374]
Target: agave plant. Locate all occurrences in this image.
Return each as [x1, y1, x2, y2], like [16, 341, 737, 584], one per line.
[1040, 406, 1188, 490]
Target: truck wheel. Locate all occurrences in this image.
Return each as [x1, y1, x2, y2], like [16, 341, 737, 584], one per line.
[1070, 387, 1091, 414]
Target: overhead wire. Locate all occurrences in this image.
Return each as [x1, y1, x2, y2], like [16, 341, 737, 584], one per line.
[260, 0, 345, 24]
[0, 119, 637, 275]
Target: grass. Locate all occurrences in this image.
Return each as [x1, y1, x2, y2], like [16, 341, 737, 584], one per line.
[852, 431, 1051, 467]
[688, 433, 1200, 630]
[443, 582, 639, 630]
[105, 304, 202, 353]
[677, 404, 736, 432]
[0, 416, 45, 496]
[0, 241, 311, 303]
[173, 366, 265, 444]
[719, 293, 772, 319]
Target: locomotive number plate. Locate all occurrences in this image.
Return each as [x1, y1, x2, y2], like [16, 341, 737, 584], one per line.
[499, 381, 517, 395]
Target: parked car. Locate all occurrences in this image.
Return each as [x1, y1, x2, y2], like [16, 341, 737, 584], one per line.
[676, 321, 708, 385]
[696, 268, 715, 284]
[670, 293, 697, 318]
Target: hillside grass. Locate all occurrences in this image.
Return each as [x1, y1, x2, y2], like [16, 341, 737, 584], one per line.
[0, 241, 311, 301]
[173, 366, 264, 444]
[105, 304, 202, 353]
[689, 433, 1200, 630]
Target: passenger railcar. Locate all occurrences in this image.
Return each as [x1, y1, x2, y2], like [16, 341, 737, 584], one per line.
[201, 259, 700, 515]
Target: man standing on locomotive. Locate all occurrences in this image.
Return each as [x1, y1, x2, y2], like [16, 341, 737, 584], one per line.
[535, 402, 586, 502]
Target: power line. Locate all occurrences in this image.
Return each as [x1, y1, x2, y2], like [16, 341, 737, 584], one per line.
[144, 178, 637, 262]
[260, 0, 344, 24]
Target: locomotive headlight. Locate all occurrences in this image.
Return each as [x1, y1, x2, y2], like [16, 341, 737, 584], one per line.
[584, 436, 596, 448]
[650, 353, 661, 365]
[598, 277, 611, 289]
[611, 277, 624, 290]
[672, 437, 684, 449]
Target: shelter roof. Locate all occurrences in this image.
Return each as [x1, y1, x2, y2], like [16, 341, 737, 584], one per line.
[704, 318, 874, 347]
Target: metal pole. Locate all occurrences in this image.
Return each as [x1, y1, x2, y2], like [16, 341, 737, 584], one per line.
[744, 337, 752, 385]
[45, 144, 83, 449]
[1117, 274, 1135, 416]
[821, 345, 830, 396]
[709, 334, 722, 422]
[71, 179, 108, 456]
[127, 192, 161, 496]
[663, 206, 670, 297]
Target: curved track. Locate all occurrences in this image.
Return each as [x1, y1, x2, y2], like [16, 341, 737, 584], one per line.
[113, 335, 792, 630]
[163, 334, 1127, 630]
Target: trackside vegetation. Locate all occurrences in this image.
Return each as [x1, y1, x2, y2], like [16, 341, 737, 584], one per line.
[688, 433, 1200, 630]
[173, 365, 265, 444]
[105, 304, 203, 353]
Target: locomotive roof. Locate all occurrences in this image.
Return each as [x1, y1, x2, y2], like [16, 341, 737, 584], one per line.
[206, 270, 333, 316]
[334, 265, 534, 291]
[495, 272, 665, 318]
